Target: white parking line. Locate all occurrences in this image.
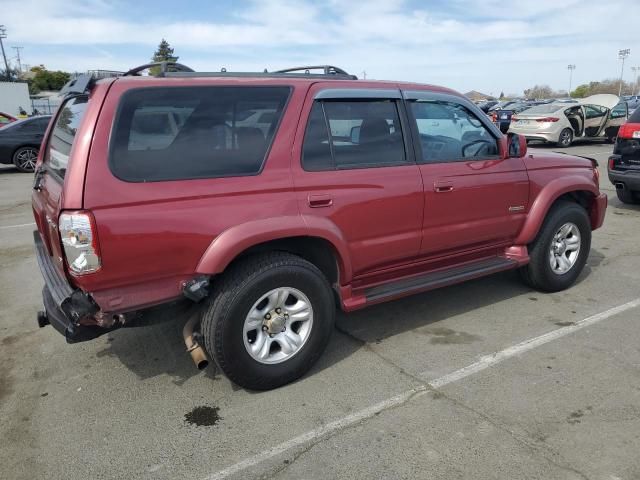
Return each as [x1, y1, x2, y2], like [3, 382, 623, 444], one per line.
[205, 298, 640, 480]
[0, 222, 35, 230]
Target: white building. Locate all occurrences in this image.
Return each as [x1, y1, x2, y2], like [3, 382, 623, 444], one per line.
[0, 82, 31, 116]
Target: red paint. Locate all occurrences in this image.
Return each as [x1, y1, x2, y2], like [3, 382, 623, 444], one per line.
[32, 76, 606, 317]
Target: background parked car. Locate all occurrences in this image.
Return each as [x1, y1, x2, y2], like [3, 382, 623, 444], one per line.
[476, 100, 498, 113]
[490, 102, 534, 133]
[0, 115, 51, 172]
[508, 95, 627, 147]
[622, 95, 639, 114]
[0, 112, 17, 125]
[608, 106, 640, 204]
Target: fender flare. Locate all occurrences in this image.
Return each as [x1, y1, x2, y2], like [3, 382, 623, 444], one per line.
[515, 175, 599, 245]
[195, 215, 353, 283]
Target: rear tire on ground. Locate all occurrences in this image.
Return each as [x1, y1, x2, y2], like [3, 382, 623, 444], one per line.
[519, 201, 591, 292]
[201, 252, 335, 390]
[12, 146, 39, 173]
[616, 187, 640, 205]
[556, 128, 573, 148]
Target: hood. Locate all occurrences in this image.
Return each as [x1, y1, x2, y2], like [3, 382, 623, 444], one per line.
[579, 94, 620, 110]
[524, 148, 594, 170]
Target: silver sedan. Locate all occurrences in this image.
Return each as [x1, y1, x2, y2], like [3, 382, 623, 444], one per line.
[508, 94, 628, 147]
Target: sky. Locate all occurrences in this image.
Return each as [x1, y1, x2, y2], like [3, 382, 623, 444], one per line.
[0, 0, 638, 96]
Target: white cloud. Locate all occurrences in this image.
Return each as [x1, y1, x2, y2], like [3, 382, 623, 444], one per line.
[1, 0, 637, 94]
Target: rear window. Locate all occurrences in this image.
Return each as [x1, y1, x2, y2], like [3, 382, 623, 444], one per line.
[45, 96, 88, 179]
[629, 106, 640, 123]
[109, 86, 290, 182]
[520, 104, 563, 115]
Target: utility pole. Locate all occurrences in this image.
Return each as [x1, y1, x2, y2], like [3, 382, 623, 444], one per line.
[567, 64, 576, 97]
[632, 66, 639, 96]
[0, 25, 10, 81]
[618, 48, 630, 97]
[12, 46, 23, 73]
[361, 70, 367, 80]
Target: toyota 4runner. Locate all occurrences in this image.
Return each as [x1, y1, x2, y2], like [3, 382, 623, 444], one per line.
[32, 63, 607, 390]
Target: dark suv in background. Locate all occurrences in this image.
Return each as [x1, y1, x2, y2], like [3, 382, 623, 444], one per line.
[609, 106, 640, 203]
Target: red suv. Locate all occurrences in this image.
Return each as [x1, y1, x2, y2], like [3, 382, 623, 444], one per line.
[32, 63, 607, 390]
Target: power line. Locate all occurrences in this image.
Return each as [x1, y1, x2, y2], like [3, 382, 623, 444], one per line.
[12, 46, 23, 72]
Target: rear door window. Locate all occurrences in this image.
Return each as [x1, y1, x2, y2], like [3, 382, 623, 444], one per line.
[302, 99, 408, 171]
[109, 86, 290, 182]
[45, 96, 88, 179]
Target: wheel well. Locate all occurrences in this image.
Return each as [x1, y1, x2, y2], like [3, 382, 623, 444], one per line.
[554, 191, 593, 212]
[230, 236, 340, 286]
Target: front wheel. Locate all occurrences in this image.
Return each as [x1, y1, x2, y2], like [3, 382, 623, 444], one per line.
[201, 252, 335, 390]
[519, 201, 591, 292]
[556, 128, 573, 148]
[12, 146, 39, 172]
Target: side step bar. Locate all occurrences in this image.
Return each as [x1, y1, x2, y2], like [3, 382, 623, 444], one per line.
[365, 257, 518, 302]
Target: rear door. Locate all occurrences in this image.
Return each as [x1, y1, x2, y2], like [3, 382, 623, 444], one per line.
[32, 96, 89, 266]
[291, 85, 424, 275]
[403, 90, 529, 258]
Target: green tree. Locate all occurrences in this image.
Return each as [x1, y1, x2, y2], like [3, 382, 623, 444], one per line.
[150, 39, 178, 75]
[571, 84, 590, 98]
[28, 65, 71, 94]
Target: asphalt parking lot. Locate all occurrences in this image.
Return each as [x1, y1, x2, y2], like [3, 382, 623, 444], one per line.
[1, 141, 639, 480]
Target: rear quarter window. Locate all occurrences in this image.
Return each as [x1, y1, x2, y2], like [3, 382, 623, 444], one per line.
[45, 96, 88, 179]
[629, 107, 640, 123]
[109, 86, 290, 182]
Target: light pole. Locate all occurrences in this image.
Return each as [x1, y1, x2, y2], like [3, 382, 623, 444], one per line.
[567, 64, 576, 97]
[0, 25, 10, 81]
[632, 66, 639, 96]
[618, 48, 630, 97]
[11, 46, 23, 73]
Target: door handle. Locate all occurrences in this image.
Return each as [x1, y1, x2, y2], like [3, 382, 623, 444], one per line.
[308, 194, 333, 208]
[434, 180, 454, 193]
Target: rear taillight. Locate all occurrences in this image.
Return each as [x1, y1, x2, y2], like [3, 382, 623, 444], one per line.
[536, 117, 560, 123]
[608, 157, 615, 170]
[511, 115, 518, 122]
[59, 211, 101, 275]
[491, 112, 497, 122]
[618, 123, 640, 139]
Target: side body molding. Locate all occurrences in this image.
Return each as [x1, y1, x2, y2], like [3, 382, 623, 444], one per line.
[515, 175, 600, 245]
[195, 215, 353, 284]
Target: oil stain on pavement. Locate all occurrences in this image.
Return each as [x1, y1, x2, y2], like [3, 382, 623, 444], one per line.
[184, 406, 221, 426]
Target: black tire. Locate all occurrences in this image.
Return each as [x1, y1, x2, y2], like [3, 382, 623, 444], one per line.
[201, 252, 335, 390]
[519, 201, 591, 292]
[556, 128, 573, 148]
[12, 146, 39, 172]
[616, 187, 639, 205]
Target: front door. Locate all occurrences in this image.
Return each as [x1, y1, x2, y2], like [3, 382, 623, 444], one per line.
[291, 87, 424, 276]
[403, 90, 529, 258]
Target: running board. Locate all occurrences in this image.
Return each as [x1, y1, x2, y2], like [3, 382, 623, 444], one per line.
[365, 257, 518, 302]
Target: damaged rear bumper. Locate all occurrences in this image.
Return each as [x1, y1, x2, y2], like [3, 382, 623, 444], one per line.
[34, 231, 119, 343]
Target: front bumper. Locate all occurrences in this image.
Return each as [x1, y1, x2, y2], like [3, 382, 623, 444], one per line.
[591, 193, 608, 231]
[34, 231, 116, 343]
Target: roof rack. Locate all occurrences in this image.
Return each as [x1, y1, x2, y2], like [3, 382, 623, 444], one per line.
[274, 65, 357, 79]
[123, 61, 195, 77]
[159, 63, 358, 80]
